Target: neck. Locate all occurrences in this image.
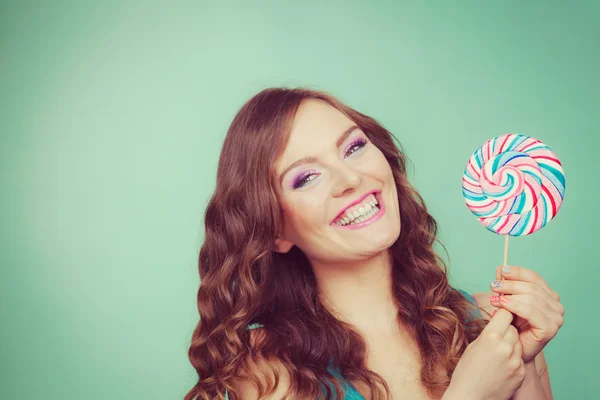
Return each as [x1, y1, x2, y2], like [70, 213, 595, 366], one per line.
[313, 250, 400, 335]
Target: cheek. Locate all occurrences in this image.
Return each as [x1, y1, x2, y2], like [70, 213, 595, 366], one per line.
[286, 196, 328, 232]
[367, 150, 393, 179]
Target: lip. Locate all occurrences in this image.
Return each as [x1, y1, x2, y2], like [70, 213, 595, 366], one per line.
[330, 190, 382, 225]
[331, 191, 385, 230]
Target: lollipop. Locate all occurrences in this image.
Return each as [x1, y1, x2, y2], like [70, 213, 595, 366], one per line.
[462, 133, 566, 267]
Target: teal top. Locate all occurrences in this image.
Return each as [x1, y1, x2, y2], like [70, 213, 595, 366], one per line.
[224, 289, 481, 399]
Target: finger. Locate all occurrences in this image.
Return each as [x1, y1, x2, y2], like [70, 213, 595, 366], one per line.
[504, 324, 519, 345]
[490, 280, 565, 316]
[506, 326, 522, 359]
[490, 292, 563, 325]
[498, 294, 564, 329]
[500, 265, 559, 302]
[511, 342, 523, 367]
[495, 266, 505, 303]
[483, 308, 514, 335]
[490, 294, 556, 331]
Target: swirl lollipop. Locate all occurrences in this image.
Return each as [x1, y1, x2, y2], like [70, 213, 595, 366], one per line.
[462, 133, 566, 267]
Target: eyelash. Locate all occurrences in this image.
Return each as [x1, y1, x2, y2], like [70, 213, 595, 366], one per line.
[292, 137, 370, 189]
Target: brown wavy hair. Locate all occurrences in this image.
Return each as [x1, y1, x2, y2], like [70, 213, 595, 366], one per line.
[185, 87, 489, 400]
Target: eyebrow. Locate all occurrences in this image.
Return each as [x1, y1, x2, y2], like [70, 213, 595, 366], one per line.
[278, 125, 360, 186]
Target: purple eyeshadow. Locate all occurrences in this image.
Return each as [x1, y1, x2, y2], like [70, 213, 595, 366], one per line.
[291, 169, 317, 189]
[288, 136, 369, 189]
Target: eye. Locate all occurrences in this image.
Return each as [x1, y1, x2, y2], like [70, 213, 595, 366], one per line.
[345, 137, 369, 157]
[293, 170, 318, 189]
[292, 137, 370, 189]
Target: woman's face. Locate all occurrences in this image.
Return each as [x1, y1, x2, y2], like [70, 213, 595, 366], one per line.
[273, 99, 401, 266]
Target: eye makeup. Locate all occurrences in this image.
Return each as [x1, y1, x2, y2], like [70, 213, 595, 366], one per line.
[289, 136, 370, 189]
[292, 169, 318, 189]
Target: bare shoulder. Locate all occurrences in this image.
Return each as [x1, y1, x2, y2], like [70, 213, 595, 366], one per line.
[471, 291, 497, 320]
[229, 328, 293, 399]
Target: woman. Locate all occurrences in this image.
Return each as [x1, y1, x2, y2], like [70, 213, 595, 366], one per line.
[185, 87, 564, 399]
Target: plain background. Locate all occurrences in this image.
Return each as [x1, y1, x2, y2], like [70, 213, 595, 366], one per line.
[1, 1, 597, 398]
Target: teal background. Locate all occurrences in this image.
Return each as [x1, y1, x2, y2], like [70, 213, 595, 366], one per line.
[1, 1, 597, 398]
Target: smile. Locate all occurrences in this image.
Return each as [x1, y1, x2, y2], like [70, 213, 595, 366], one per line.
[331, 192, 385, 230]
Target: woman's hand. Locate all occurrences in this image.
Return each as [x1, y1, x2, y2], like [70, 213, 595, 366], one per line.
[444, 308, 526, 400]
[489, 265, 565, 364]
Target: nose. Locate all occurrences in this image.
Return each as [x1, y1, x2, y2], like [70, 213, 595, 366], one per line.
[331, 163, 363, 198]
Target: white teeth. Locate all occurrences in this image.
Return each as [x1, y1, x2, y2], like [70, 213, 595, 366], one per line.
[337, 205, 380, 226]
[333, 194, 381, 225]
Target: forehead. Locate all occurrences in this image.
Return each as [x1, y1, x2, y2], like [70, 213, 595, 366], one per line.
[275, 99, 353, 171]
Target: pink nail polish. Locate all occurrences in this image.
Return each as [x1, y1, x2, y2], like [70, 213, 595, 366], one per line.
[499, 296, 509, 303]
[490, 295, 499, 303]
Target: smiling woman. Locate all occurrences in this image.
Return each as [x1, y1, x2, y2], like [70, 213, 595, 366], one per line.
[185, 87, 525, 400]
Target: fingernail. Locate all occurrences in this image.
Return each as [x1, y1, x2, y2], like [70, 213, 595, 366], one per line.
[499, 296, 510, 303]
[502, 265, 511, 274]
[490, 295, 500, 303]
[491, 280, 502, 289]
[492, 309, 498, 317]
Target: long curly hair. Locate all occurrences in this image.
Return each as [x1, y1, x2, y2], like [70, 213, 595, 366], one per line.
[185, 87, 489, 400]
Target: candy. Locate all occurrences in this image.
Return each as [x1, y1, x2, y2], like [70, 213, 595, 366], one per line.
[462, 133, 566, 236]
